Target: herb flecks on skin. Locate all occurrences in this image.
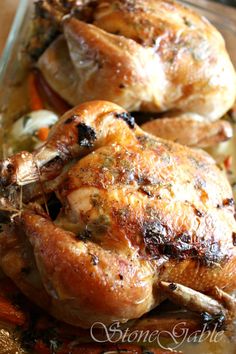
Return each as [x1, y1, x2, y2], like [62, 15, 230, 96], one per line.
[87, 215, 111, 237]
[77, 228, 92, 241]
[183, 16, 194, 28]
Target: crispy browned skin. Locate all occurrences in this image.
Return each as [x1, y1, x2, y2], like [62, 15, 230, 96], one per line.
[37, 0, 236, 120]
[0, 101, 236, 328]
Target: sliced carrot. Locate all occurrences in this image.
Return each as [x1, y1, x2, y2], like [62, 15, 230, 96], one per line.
[0, 294, 27, 326]
[37, 127, 50, 141]
[28, 71, 44, 111]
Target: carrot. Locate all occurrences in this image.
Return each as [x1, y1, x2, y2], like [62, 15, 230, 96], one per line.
[37, 127, 50, 141]
[0, 294, 27, 326]
[34, 341, 51, 354]
[34, 69, 71, 115]
[28, 71, 44, 111]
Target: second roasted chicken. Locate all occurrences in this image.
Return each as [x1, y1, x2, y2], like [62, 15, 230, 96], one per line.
[28, 0, 236, 148]
[0, 101, 236, 328]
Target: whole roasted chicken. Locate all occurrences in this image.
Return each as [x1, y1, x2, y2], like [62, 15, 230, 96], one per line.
[31, 0, 236, 147]
[0, 101, 235, 328]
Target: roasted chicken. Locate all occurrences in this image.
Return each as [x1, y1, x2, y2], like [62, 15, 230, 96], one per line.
[32, 0, 236, 146]
[0, 101, 235, 328]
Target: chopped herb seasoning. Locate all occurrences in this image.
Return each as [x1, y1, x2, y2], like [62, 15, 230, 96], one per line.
[183, 17, 193, 27]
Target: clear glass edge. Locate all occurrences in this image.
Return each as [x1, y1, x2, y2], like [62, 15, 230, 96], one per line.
[0, 0, 29, 82]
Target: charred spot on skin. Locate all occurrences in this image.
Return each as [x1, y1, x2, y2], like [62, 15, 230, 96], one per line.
[168, 283, 177, 291]
[115, 112, 135, 129]
[119, 83, 126, 89]
[217, 198, 235, 209]
[201, 311, 226, 331]
[194, 208, 205, 218]
[90, 254, 99, 266]
[119, 274, 124, 281]
[64, 115, 79, 125]
[139, 186, 153, 198]
[77, 123, 96, 147]
[223, 198, 235, 207]
[143, 220, 223, 264]
[6, 163, 15, 174]
[232, 232, 236, 246]
[143, 220, 168, 257]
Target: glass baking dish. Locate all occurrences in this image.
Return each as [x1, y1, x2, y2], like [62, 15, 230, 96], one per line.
[0, 1, 235, 353]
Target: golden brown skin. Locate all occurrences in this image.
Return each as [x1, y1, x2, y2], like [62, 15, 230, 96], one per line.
[0, 101, 236, 328]
[37, 0, 236, 120]
[141, 114, 233, 148]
